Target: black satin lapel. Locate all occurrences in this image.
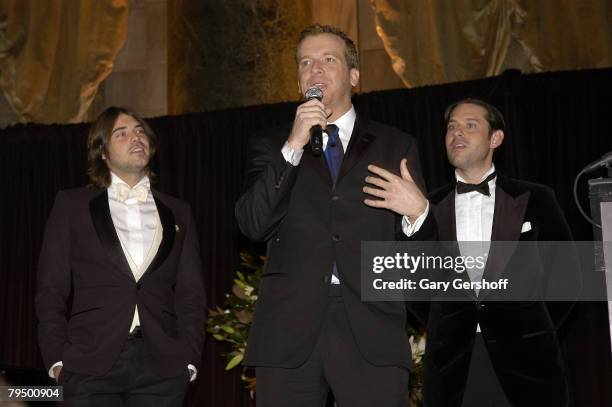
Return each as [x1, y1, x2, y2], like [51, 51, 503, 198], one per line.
[89, 190, 134, 280]
[144, 194, 176, 275]
[480, 188, 530, 298]
[337, 118, 375, 183]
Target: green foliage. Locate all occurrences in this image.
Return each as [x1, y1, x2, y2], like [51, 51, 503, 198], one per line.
[207, 252, 262, 395]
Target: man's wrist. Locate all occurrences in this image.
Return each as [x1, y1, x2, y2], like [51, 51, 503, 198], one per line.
[49, 361, 63, 379]
[281, 141, 304, 166]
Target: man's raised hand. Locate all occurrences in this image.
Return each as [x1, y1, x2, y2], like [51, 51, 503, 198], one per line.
[363, 158, 427, 221]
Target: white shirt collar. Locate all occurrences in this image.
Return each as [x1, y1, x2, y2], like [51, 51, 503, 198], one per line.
[110, 172, 150, 194]
[328, 105, 356, 142]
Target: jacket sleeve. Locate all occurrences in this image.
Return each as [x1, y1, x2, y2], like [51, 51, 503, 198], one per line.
[235, 130, 299, 242]
[35, 191, 72, 371]
[174, 205, 207, 370]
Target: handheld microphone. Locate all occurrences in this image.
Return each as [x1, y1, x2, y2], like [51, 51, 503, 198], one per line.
[304, 86, 324, 156]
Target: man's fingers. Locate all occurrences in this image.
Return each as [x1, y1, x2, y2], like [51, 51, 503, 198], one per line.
[299, 98, 325, 109]
[364, 175, 388, 189]
[296, 111, 328, 128]
[364, 198, 387, 208]
[363, 185, 387, 199]
[400, 159, 414, 182]
[297, 108, 328, 120]
[367, 164, 395, 181]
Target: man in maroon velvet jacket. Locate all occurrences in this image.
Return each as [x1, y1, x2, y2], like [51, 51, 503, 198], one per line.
[415, 99, 579, 407]
[36, 107, 206, 406]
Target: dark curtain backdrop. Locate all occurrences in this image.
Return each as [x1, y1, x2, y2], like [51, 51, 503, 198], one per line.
[1, 68, 611, 406]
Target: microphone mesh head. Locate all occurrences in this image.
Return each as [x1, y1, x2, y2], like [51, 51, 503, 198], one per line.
[305, 86, 324, 101]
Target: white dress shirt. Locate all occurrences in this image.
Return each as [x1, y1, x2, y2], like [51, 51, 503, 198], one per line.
[455, 165, 496, 243]
[455, 165, 496, 332]
[109, 173, 158, 270]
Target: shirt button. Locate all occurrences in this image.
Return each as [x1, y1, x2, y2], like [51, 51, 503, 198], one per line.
[136, 283, 142, 290]
[332, 234, 340, 242]
[331, 195, 340, 201]
[476, 302, 485, 311]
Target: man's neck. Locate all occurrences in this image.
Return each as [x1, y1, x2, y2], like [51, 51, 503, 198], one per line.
[112, 171, 146, 188]
[327, 101, 352, 123]
[456, 164, 494, 184]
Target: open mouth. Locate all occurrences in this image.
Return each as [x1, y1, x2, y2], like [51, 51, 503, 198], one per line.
[452, 142, 466, 151]
[309, 83, 328, 92]
[130, 145, 146, 154]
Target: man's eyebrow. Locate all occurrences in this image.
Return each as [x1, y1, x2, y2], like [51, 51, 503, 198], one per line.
[112, 124, 144, 135]
[111, 126, 127, 135]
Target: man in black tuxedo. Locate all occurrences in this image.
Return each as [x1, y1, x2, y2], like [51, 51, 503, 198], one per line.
[235, 24, 429, 406]
[36, 107, 207, 406]
[415, 99, 578, 406]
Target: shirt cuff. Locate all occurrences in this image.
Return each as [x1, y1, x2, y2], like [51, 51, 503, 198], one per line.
[49, 361, 63, 378]
[187, 364, 197, 382]
[402, 201, 430, 236]
[281, 142, 304, 166]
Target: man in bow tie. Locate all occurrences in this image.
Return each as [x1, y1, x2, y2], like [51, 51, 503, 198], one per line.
[36, 107, 207, 406]
[235, 24, 429, 406]
[412, 98, 580, 406]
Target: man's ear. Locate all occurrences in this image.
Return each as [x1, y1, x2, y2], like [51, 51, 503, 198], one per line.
[350, 68, 360, 87]
[490, 130, 504, 149]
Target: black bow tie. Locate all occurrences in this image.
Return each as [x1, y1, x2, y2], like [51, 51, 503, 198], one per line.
[456, 172, 497, 196]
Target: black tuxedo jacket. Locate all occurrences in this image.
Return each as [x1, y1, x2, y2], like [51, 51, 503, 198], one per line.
[36, 186, 206, 377]
[235, 115, 425, 369]
[417, 174, 579, 407]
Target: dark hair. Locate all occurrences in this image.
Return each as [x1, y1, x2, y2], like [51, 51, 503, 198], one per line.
[444, 98, 506, 135]
[86, 106, 157, 188]
[297, 24, 359, 70]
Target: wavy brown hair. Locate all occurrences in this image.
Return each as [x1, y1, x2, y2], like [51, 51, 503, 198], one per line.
[87, 107, 157, 188]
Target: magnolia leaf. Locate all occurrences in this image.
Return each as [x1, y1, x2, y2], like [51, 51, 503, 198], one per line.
[221, 325, 235, 334]
[231, 285, 248, 300]
[225, 353, 243, 370]
[233, 309, 253, 324]
[212, 334, 225, 341]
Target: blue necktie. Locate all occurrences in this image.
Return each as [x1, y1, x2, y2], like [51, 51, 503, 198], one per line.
[324, 124, 344, 186]
[324, 124, 344, 283]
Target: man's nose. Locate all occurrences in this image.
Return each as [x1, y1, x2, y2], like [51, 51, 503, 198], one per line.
[129, 129, 143, 140]
[311, 60, 323, 74]
[453, 126, 464, 137]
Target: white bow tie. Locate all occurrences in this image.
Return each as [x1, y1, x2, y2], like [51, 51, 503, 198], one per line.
[116, 183, 148, 203]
